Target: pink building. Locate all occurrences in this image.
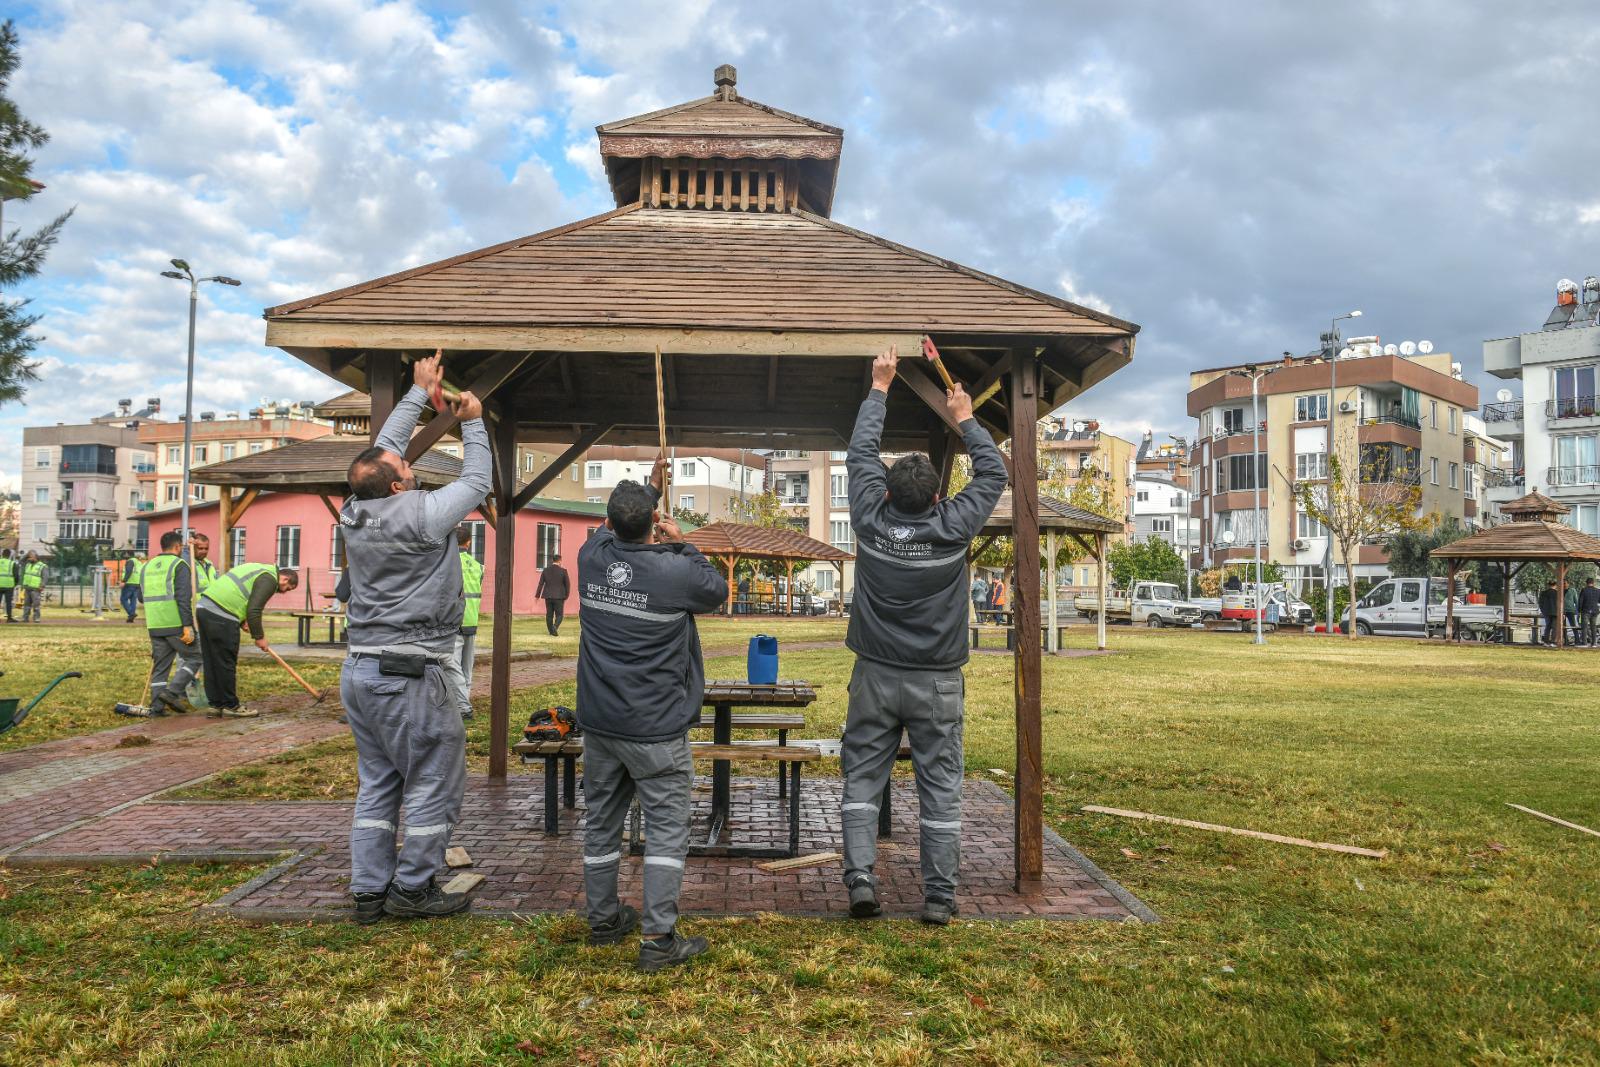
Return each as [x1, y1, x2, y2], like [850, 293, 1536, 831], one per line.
[147, 493, 605, 616]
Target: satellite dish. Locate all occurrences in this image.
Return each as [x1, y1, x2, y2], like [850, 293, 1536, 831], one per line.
[1338, 347, 1353, 359]
[1072, 421, 1085, 433]
[1399, 341, 1417, 355]
[1383, 343, 1398, 355]
[1496, 388, 1513, 403]
[1417, 340, 1434, 354]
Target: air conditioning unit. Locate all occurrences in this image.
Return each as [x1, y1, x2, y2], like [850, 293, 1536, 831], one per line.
[1292, 538, 1310, 551]
[1338, 401, 1355, 413]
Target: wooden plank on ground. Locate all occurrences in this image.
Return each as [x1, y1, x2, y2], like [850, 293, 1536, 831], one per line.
[445, 847, 473, 868]
[1081, 805, 1388, 859]
[756, 851, 841, 872]
[1507, 803, 1600, 839]
[441, 872, 486, 894]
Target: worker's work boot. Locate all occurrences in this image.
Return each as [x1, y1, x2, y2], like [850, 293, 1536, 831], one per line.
[920, 898, 958, 926]
[383, 878, 471, 920]
[847, 876, 881, 919]
[214, 705, 261, 719]
[636, 929, 708, 973]
[158, 691, 197, 715]
[588, 903, 640, 946]
[352, 890, 388, 925]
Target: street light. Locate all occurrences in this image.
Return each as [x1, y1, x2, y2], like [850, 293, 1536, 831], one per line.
[1324, 309, 1362, 635]
[160, 261, 242, 577]
[1229, 365, 1277, 645]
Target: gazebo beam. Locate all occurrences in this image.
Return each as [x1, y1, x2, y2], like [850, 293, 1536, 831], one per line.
[367, 353, 405, 446]
[406, 350, 535, 462]
[1008, 349, 1044, 894]
[895, 364, 1016, 482]
[268, 322, 922, 359]
[510, 425, 614, 511]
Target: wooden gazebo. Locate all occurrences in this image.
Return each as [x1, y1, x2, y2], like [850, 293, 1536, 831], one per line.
[685, 520, 852, 615]
[1431, 492, 1600, 647]
[260, 65, 1138, 891]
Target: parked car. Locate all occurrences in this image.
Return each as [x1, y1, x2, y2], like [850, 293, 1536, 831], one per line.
[1073, 581, 1205, 628]
[1340, 576, 1501, 637]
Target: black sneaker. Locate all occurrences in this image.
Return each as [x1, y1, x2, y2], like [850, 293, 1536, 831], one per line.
[588, 903, 640, 946]
[352, 890, 388, 925]
[921, 897, 958, 926]
[637, 929, 708, 972]
[848, 876, 881, 919]
[382, 878, 471, 919]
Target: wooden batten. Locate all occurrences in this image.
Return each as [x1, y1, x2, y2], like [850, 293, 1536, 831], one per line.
[639, 155, 796, 213]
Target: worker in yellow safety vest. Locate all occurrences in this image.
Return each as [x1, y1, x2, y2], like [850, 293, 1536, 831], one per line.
[190, 533, 218, 594]
[196, 561, 298, 717]
[0, 548, 16, 623]
[437, 524, 484, 720]
[141, 530, 202, 715]
[120, 554, 145, 622]
[19, 551, 46, 623]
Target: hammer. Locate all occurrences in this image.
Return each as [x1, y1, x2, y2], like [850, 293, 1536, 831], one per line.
[400, 350, 463, 414]
[921, 335, 957, 391]
[263, 646, 331, 705]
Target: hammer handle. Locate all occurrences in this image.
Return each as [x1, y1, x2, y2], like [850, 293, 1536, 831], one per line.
[922, 336, 957, 390]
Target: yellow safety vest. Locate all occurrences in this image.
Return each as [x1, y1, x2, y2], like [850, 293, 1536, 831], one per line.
[21, 562, 45, 589]
[201, 562, 278, 621]
[140, 553, 188, 631]
[460, 551, 484, 631]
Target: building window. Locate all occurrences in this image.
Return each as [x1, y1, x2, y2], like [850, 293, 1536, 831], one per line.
[166, 484, 181, 503]
[536, 523, 560, 568]
[166, 446, 181, 465]
[464, 521, 487, 564]
[1429, 400, 1438, 428]
[831, 473, 848, 507]
[1553, 365, 1598, 417]
[815, 569, 835, 593]
[587, 463, 603, 480]
[193, 445, 208, 463]
[1447, 407, 1456, 434]
[60, 444, 117, 475]
[1153, 517, 1173, 533]
[229, 528, 246, 567]
[570, 464, 579, 481]
[34, 448, 50, 468]
[1222, 407, 1247, 434]
[32, 522, 47, 541]
[829, 520, 855, 550]
[678, 494, 695, 512]
[523, 453, 534, 473]
[1136, 490, 1149, 502]
[191, 485, 206, 501]
[587, 496, 601, 503]
[1215, 454, 1268, 493]
[249, 442, 264, 454]
[276, 525, 301, 568]
[1214, 509, 1263, 547]
[1448, 462, 1459, 489]
[57, 518, 112, 541]
[1295, 452, 1328, 480]
[33, 487, 47, 504]
[1465, 467, 1476, 498]
[1429, 458, 1439, 484]
[329, 524, 345, 571]
[680, 461, 697, 479]
[1552, 434, 1600, 485]
[223, 444, 237, 460]
[1567, 504, 1600, 535]
[1295, 395, 1329, 422]
[1297, 512, 1328, 539]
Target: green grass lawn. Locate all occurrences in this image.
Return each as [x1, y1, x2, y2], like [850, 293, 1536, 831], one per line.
[6, 627, 1600, 1063]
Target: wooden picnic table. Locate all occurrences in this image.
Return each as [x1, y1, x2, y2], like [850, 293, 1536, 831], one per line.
[291, 610, 346, 647]
[699, 678, 817, 853]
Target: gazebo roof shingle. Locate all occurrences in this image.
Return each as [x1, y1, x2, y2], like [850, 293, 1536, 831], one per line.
[685, 520, 853, 562]
[1431, 519, 1600, 562]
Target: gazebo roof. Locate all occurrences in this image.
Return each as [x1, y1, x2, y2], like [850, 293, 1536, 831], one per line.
[188, 435, 463, 496]
[981, 491, 1126, 537]
[685, 520, 853, 562]
[1500, 491, 1570, 518]
[1431, 519, 1600, 562]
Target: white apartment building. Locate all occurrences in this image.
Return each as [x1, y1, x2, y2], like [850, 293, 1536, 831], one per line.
[765, 449, 855, 600]
[20, 400, 164, 556]
[1462, 413, 1512, 529]
[1482, 277, 1600, 533]
[1133, 475, 1200, 558]
[583, 446, 764, 520]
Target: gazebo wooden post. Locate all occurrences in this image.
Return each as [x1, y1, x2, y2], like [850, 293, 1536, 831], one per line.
[1445, 559, 1456, 641]
[488, 409, 518, 779]
[217, 484, 233, 573]
[784, 559, 795, 616]
[1008, 351, 1043, 893]
[726, 554, 737, 615]
[1556, 560, 1568, 648]
[1503, 561, 1513, 639]
[1096, 532, 1108, 652]
[367, 353, 404, 446]
[1045, 529, 1059, 654]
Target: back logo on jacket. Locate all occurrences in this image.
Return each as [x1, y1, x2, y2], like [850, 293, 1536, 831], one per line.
[606, 561, 634, 587]
[889, 524, 916, 543]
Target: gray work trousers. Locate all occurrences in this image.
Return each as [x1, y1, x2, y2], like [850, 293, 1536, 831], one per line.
[149, 633, 202, 700]
[341, 654, 466, 894]
[581, 731, 693, 936]
[21, 587, 41, 622]
[840, 659, 965, 902]
[439, 632, 476, 717]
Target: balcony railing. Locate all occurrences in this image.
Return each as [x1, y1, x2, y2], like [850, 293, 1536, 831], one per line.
[1361, 469, 1423, 486]
[1482, 468, 1524, 489]
[830, 495, 848, 508]
[1482, 401, 1523, 422]
[59, 461, 117, 475]
[1547, 396, 1600, 420]
[133, 462, 157, 474]
[1548, 465, 1600, 487]
[1360, 413, 1422, 430]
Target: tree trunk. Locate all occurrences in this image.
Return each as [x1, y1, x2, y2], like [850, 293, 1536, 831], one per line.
[1342, 541, 1359, 639]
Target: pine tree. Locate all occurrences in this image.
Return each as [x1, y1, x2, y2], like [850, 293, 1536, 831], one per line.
[0, 19, 71, 407]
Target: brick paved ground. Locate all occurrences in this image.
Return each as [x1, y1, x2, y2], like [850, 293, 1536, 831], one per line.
[11, 777, 1154, 922]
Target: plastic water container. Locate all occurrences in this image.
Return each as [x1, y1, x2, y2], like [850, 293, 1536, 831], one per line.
[747, 634, 779, 686]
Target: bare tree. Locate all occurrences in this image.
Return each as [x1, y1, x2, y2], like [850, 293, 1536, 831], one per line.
[1296, 432, 1424, 638]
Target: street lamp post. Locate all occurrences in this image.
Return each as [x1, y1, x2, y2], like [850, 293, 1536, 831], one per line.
[1324, 309, 1362, 635]
[160, 261, 240, 576]
[1229, 366, 1277, 645]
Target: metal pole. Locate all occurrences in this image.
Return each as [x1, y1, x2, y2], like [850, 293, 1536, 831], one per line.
[1252, 372, 1265, 644]
[179, 281, 197, 577]
[1325, 321, 1337, 636]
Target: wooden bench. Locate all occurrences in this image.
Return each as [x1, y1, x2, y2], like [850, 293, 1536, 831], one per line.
[291, 611, 346, 647]
[971, 624, 1069, 650]
[513, 738, 585, 835]
[691, 711, 807, 798]
[788, 736, 913, 839]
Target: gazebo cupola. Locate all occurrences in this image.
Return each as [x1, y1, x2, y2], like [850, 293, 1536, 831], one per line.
[596, 65, 844, 216]
[1500, 491, 1570, 524]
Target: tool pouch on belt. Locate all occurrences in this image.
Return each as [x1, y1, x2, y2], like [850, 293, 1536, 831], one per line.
[378, 651, 427, 678]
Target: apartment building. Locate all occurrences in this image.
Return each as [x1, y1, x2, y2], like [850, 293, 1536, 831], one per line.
[139, 402, 334, 509]
[20, 399, 164, 556]
[1482, 276, 1600, 533]
[1039, 418, 1135, 593]
[584, 446, 766, 520]
[1135, 430, 1191, 485]
[1462, 413, 1512, 529]
[1134, 474, 1200, 558]
[763, 449, 854, 599]
[1186, 344, 1478, 589]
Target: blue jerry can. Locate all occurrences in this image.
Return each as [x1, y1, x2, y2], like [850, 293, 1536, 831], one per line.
[747, 634, 779, 685]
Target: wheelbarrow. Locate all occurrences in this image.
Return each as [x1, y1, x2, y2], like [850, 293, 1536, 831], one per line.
[0, 671, 83, 736]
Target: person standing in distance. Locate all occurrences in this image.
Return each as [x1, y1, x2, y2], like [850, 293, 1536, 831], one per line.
[339, 351, 491, 925]
[536, 552, 569, 636]
[838, 344, 1008, 926]
[0, 548, 15, 623]
[441, 523, 484, 720]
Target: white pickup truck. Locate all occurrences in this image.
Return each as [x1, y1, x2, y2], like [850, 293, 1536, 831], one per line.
[1192, 584, 1316, 626]
[1073, 581, 1205, 628]
[1342, 576, 1502, 638]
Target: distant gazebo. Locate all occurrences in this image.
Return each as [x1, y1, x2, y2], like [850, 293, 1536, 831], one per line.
[261, 65, 1139, 891]
[1431, 492, 1600, 646]
[685, 520, 852, 615]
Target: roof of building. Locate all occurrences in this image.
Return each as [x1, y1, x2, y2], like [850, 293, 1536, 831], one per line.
[685, 520, 852, 561]
[314, 389, 371, 415]
[981, 491, 1125, 536]
[1500, 491, 1569, 517]
[187, 435, 464, 495]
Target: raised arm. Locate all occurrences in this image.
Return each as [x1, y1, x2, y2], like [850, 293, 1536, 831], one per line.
[374, 386, 429, 457]
[846, 346, 898, 518]
[421, 406, 493, 538]
[937, 385, 1009, 541]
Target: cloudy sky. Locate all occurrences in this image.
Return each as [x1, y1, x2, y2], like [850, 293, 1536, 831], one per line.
[3, 1, 1597, 489]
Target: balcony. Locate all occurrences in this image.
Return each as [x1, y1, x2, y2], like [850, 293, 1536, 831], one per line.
[133, 462, 157, 474]
[1547, 396, 1600, 422]
[1360, 412, 1421, 430]
[1361, 468, 1422, 487]
[1547, 465, 1600, 488]
[1481, 401, 1523, 424]
[59, 461, 117, 476]
[1481, 468, 1524, 490]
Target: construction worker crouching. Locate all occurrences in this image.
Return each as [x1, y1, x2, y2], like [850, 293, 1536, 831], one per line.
[19, 551, 46, 623]
[196, 560, 297, 717]
[339, 352, 490, 925]
[141, 530, 202, 715]
[577, 455, 728, 971]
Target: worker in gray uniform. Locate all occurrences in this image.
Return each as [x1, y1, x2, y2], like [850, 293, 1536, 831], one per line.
[339, 351, 491, 925]
[839, 344, 1008, 925]
[576, 456, 728, 971]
